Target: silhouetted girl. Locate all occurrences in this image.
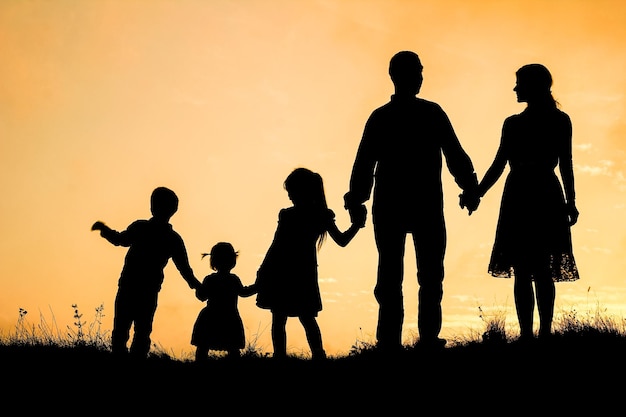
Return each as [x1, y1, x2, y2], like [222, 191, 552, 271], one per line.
[255, 167, 366, 359]
[191, 242, 256, 361]
[468, 63, 580, 341]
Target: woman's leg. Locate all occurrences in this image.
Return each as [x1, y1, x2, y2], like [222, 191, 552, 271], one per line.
[534, 266, 556, 339]
[271, 312, 288, 358]
[513, 266, 535, 340]
[299, 315, 326, 359]
[195, 346, 209, 362]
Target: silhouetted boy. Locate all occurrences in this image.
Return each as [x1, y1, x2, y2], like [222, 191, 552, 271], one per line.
[92, 186, 201, 359]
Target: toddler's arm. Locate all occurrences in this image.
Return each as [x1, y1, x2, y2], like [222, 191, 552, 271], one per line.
[240, 283, 257, 298]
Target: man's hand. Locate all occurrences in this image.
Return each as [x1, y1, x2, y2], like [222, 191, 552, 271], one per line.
[459, 191, 480, 215]
[350, 204, 367, 228]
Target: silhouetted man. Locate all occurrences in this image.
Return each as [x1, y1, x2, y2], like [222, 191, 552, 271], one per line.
[344, 51, 478, 352]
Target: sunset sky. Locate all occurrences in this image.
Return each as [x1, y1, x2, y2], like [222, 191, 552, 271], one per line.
[1, 0, 625, 358]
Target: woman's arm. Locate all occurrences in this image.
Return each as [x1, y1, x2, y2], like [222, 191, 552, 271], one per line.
[558, 114, 578, 225]
[477, 121, 510, 198]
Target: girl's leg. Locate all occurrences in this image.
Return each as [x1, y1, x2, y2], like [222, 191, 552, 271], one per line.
[513, 266, 535, 340]
[271, 312, 288, 358]
[299, 315, 326, 359]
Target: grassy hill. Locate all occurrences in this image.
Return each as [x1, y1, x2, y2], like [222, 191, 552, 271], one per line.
[2, 304, 624, 414]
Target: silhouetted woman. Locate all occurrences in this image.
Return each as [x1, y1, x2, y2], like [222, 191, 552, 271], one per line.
[471, 63, 580, 341]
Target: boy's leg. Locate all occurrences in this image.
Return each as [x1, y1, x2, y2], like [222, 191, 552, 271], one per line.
[129, 291, 159, 359]
[111, 289, 133, 355]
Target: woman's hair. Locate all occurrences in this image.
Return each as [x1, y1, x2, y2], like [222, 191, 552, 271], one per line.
[206, 242, 238, 271]
[516, 63, 558, 108]
[284, 167, 329, 249]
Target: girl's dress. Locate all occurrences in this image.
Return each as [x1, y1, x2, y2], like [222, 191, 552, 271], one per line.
[191, 272, 255, 351]
[488, 107, 579, 282]
[255, 206, 337, 316]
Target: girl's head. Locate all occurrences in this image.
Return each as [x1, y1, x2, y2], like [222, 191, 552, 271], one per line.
[284, 167, 328, 209]
[514, 63, 557, 108]
[206, 242, 238, 272]
[284, 167, 329, 249]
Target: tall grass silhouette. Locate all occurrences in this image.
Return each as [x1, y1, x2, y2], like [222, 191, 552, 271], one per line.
[2, 302, 624, 414]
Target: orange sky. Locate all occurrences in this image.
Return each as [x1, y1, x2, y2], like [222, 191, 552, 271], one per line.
[1, 0, 625, 358]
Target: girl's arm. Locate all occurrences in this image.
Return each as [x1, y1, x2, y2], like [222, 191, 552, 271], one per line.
[327, 206, 366, 247]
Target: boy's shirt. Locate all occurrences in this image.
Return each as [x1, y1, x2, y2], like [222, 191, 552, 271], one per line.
[101, 217, 196, 292]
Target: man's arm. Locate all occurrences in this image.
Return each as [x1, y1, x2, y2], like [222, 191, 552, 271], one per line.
[438, 107, 479, 193]
[345, 114, 379, 211]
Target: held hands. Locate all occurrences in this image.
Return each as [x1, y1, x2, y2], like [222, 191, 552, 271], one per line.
[349, 204, 367, 228]
[344, 192, 367, 228]
[459, 190, 481, 215]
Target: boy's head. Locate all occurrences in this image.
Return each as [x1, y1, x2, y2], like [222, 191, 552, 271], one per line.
[150, 187, 179, 220]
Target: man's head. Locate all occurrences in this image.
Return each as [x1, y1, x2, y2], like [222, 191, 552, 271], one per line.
[389, 51, 423, 96]
[150, 186, 179, 220]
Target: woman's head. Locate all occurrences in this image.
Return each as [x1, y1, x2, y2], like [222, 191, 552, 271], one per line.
[514, 63, 556, 107]
[207, 242, 238, 272]
[284, 167, 328, 209]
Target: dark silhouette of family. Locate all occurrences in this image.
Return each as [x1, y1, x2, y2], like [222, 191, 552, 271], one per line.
[92, 51, 580, 361]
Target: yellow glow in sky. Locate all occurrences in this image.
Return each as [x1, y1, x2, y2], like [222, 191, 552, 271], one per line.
[1, 0, 625, 358]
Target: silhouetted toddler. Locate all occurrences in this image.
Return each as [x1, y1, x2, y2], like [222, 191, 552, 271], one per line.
[191, 242, 257, 361]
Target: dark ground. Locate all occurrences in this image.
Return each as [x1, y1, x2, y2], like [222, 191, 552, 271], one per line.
[3, 333, 624, 415]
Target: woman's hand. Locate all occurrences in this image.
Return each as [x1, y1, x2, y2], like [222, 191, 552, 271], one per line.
[566, 203, 579, 226]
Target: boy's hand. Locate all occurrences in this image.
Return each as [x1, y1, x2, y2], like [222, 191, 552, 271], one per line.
[91, 221, 106, 231]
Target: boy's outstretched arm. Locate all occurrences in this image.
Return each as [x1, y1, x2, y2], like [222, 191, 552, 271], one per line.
[91, 221, 123, 245]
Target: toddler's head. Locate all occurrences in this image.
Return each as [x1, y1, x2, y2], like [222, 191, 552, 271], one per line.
[207, 242, 238, 272]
